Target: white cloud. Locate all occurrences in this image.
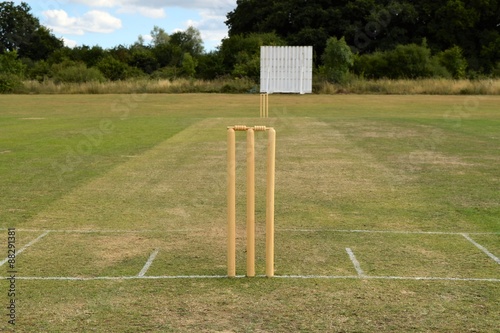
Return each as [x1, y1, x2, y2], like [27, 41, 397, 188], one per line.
[70, 0, 235, 10]
[68, 0, 122, 7]
[141, 34, 154, 43]
[117, 5, 166, 19]
[67, 0, 236, 16]
[63, 37, 78, 48]
[187, 9, 229, 48]
[43, 9, 122, 35]
[43, 0, 237, 50]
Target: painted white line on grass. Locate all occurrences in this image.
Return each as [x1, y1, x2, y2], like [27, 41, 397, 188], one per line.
[138, 249, 159, 277]
[5, 275, 231, 281]
[2, 275, 499, 282]
[277, 275, 500, 282]
[346, 248, 365, 277]
[0, 228, 498, 235]
[279, 228, 500, 235]
[0, 231, 50, 267]
[0, 228, 200, 234]
[462, 233, 500, 265]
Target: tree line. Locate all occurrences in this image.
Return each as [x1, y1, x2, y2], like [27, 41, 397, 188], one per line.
[227, 0, 500, 74]
[1, 1, 499, 92]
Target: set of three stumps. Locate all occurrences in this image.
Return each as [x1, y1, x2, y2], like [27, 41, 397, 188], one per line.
[226, 46, 313, 277]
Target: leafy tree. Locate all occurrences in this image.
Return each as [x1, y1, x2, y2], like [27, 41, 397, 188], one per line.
[0, 2, 63, 60]
[170, 27, 204, 57]
[479, 31, 500, 73]
[226, 0, 500, 73]
[151, 26, 170, 47]
[128, 46, 159, 74]
[354, 41, 449, 79]
[226, 0, 344, 58]
[0, 50, 25, 92]
[97, 56, 130, 81]
[108, 45, 132, 64]
[385, 42, 433, 78]
[50, 60, 105, 83]
[0, 50, 25, 75]
[182, 53, 197, 78]
[27, 60, 51, 81]
[232, 51, 260, 79]
[152, 43, 175, 67]
[196, 51, 225, 80]
[69, 45, 106, 68]
[219, 33, 285, 77]
[437, 46, 468, 79]
[322, 37, 354, 84]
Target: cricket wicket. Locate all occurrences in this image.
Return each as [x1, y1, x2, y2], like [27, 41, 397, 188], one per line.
[227, 125, 276, 278]
[260, 94, 269, 118]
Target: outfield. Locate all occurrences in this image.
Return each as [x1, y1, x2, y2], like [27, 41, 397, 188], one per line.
[0, 94, 499, 332]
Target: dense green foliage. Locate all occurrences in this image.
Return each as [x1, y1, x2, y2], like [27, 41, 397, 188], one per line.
[0, 1, 498, 92]
[0, 2, 63, 60]
[0, 50, 25, 92]
[227, 0, 500, 74]
[322, 37, 355, 84]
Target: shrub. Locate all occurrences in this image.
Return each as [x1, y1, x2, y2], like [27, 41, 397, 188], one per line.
[52, 61, 105, 83]
[0, 73, 23, 93]
[97, 56, 130, 81]
[353, 41, 450, 79]
[492, 62, 500, 78]
[0, 51, 26, 76]
[0, 51, 26, 93]
[27, 60, 51, 81]
[385, 43, 432, 78]
[354, 51, 389, 79]
[231, 52, 260, 81]
[437, 46, 468, 79]
[181, 53, 197, 78]
[151, 67, 181, 80]
[128, 47, 159, 74]
[196, 52, 225, 80]
[322, 37, 354, 84]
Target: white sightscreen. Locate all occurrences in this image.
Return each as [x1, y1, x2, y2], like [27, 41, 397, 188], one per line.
[260, 46, 313, 94]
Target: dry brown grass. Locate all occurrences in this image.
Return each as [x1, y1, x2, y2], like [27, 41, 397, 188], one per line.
[21, 78, 256, 94]
[319, 78, 500, 95]
[17, 78, 500, 95]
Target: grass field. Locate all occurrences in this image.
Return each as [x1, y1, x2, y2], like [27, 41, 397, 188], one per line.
[0, 94, 499, 332]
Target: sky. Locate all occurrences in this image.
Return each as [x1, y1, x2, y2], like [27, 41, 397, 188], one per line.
[14, 0, 238, 51]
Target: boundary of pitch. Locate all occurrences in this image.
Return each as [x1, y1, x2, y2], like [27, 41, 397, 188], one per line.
[1, 228, 498, 282]
[2, 275, 499, 282]
[1, 228, 499, 235]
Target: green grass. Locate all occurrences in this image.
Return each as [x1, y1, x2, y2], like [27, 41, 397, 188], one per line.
[0, 94, 499, 332]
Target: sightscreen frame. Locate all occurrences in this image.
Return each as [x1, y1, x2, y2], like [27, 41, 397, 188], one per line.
[260, 46, 313, 94]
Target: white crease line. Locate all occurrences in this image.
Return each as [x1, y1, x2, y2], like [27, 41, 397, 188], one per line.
[5, 275, 231, 281]
[2, 275, 499, 282]
[462, 233, 500, 265]
[0, 231, 50, 267]
[277, 275, 500, 282]
[0, 228, 498, 235]
[279, 229, 500, 235]
[346, 248, 365, 277]
[0, 228, 200, 234]
[363, 276, 500, 282]
[138, 249, 159, 277]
